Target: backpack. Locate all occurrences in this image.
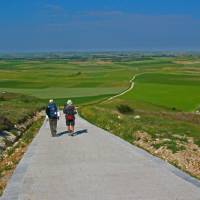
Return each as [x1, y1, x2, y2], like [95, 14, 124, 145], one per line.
[66, 114, 74, 121]
[64, 105, 75, 120]
[48, 103, 57, 119]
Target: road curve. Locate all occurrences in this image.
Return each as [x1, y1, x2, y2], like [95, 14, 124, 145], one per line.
[1, 114, 200, 200]
[102, 73, 145, 103]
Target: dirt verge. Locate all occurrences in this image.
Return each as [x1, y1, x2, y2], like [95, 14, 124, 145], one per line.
[134, 131, 200, 179]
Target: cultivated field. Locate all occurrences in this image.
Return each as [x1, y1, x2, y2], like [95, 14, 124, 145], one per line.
[123, 72, 200, 111]
[1, 55, 200, 109]
[0, 59, 134, 105]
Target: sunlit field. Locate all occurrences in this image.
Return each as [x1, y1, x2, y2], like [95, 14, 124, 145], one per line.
[0, 59, 134, 105]
[123, 73, 200, 111]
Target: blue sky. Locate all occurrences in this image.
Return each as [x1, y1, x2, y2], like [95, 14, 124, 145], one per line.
[0, 0, 200, 52]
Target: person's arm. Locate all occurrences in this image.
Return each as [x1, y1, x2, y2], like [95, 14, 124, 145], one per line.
[54, 105, 60, 119]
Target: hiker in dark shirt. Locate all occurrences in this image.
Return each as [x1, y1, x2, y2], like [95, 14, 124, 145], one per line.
[63, 100, 77, 136]
[46, 99, 60, 137]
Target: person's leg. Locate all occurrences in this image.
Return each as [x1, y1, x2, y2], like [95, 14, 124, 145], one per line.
[67, 121, 73, 136]
[70, 125, 74, 133]
[70, 120, 75, 135]
[66, 120, 71, 133]
[49, 119, 55, 137]
[52, 119, 57, 136]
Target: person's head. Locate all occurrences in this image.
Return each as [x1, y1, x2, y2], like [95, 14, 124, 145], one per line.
[67, 99, 72, 105]
[49, 99, 54, 103]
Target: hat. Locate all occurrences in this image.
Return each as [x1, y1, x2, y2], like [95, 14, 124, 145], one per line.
[67, 99, 72, 105]
[49, 99, 54, 103]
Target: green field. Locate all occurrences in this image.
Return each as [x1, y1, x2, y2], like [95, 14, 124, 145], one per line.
[123, 73, 200, 111]
[0, 59, 134, 105]
[0, 53, 200, 111]
[1, 56, 200, 109]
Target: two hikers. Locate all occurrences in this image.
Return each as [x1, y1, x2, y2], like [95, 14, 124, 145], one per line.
[46, 99, 77, 137]
[46, 99, 60, 137]
[63, 100, 77, 136]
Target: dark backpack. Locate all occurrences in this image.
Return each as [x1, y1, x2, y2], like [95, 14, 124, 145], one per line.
[48, 103, 57, 119]
[63, 105, 75, 120]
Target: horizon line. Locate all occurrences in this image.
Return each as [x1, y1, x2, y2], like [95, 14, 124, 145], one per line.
[1, 49, 200, 54]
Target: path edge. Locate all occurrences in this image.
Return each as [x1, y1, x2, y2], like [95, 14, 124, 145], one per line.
[80, 116, 200, 188]
[0, 120, 46, 200]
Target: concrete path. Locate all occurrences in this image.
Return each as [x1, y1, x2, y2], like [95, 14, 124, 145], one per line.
[1, 114, 200, 200]
[102, 72, 146, 103]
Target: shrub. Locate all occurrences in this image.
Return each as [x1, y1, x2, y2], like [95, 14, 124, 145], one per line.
[172, 107, 176, 111]
[0, 97, 5, 101]
[0, 116, 13, 131]
[117, 104, 134, 114]
[21, 96, 33, 103]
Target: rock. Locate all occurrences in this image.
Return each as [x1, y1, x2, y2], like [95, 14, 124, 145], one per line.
[162, 138, 172, 142]
[134, 115, 141, 119]
[117, 115, 121, 119]
[13, 141, 19, 148]
[195, 110, 200, 114]
[0, 111, 43, 154]
[172, 134, 185, 140]
[0, 137, 6, 150]
[15, 130, 22, 137]
[6, 147, 12, 151]
[134, 131, 151, 142]
[4, 131, 17, 144]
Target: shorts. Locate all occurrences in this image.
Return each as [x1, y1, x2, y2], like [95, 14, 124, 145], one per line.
[66, 119, 75, 126]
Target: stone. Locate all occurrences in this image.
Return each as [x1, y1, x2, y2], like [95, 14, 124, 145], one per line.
[134, 115, 141, 119]
[4, 131, 17, 144]
[0, 137, 6, 150]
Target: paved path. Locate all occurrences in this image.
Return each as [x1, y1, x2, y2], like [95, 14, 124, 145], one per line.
[1, 114, 200, 200]
[102, 73, 146, 103]
[102, 74, 137, 103]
